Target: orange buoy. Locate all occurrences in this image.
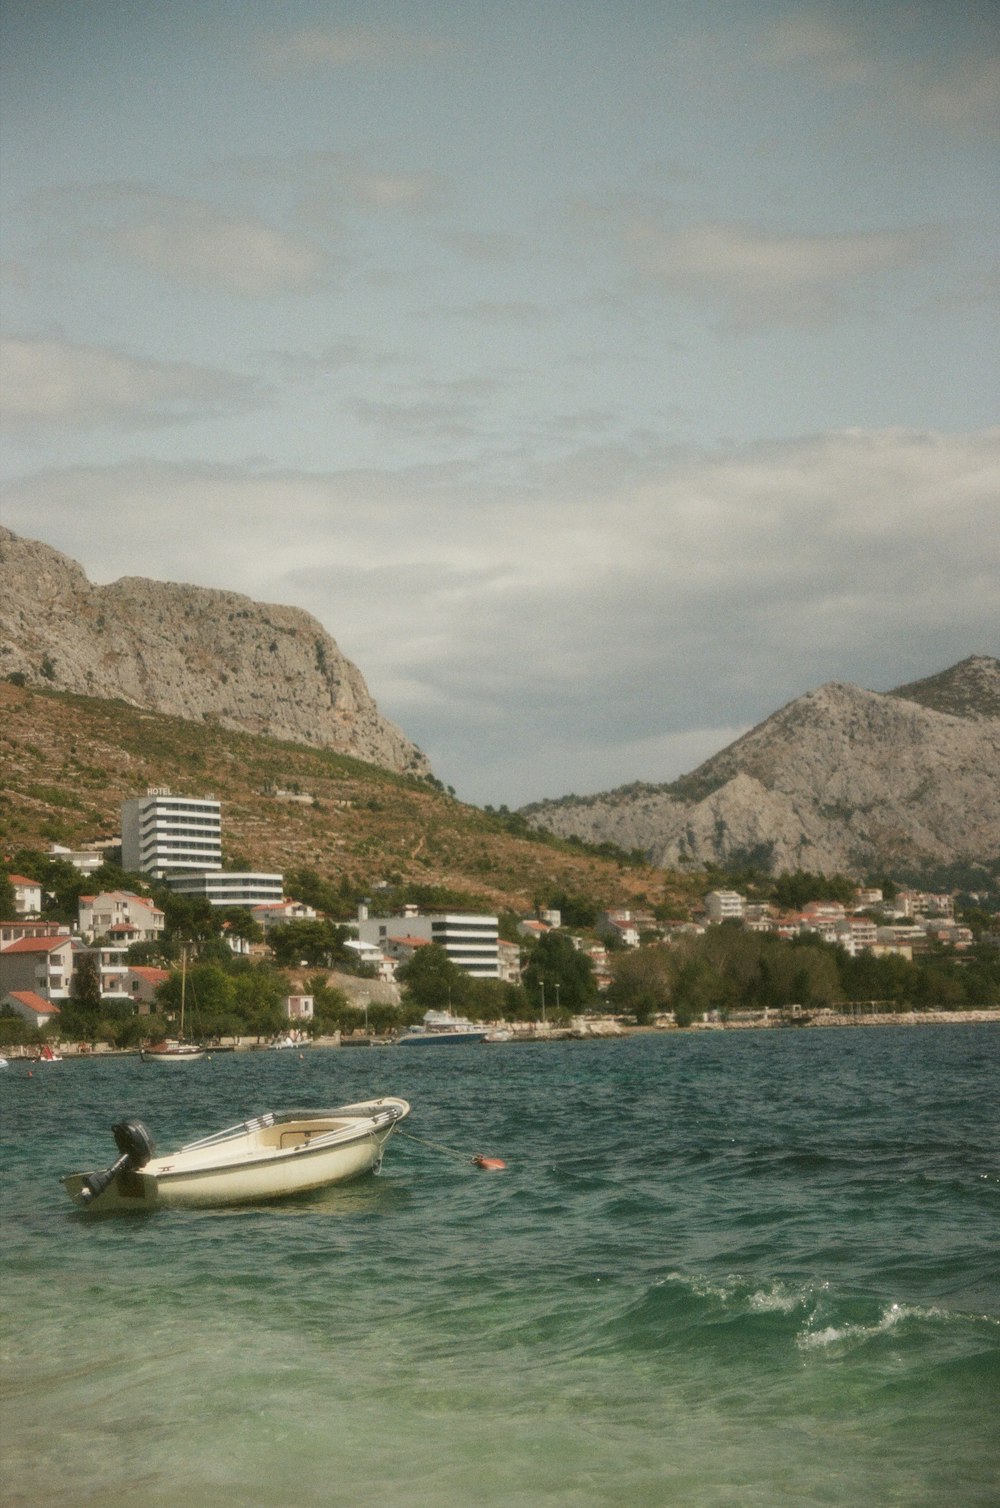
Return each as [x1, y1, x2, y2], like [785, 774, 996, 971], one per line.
[473, 1155, 507, 1170]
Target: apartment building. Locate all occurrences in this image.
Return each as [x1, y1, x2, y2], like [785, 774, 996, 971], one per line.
[163, 871, 284, 908]
[704, 890, 746, 923]
[356, 904, 499, 979]
[121, 788, 222, 878]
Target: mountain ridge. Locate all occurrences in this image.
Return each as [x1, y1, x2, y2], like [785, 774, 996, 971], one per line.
[0, 527, 429, 779]
[521, 658, 1000, 878]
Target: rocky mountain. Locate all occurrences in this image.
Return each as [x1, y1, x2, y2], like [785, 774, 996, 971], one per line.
[0, 527, 430, 779]
[522, 657, 1000, 878]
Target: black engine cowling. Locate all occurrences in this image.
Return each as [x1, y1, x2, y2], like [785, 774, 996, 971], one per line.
[112, 1119, 156, 1167]
[79, 1119, 156, 1204]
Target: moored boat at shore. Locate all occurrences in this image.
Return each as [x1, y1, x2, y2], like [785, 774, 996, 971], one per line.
[396, 1009, 488, 1046]
[62, 1098, 411, 1211]
[140, 1040, 207, 1063]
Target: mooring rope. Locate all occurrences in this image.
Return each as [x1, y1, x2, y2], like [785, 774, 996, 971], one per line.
[397, 1128, 472, 1161]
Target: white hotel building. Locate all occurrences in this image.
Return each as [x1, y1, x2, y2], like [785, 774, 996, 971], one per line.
[121, 789, 222, 878]
[356, 904, 500, 979]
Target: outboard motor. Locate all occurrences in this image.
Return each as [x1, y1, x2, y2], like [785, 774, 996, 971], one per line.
[79, 1119, 156, 1205]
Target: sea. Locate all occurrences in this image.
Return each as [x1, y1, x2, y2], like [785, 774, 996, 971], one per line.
[1, 1024, 998, 1508]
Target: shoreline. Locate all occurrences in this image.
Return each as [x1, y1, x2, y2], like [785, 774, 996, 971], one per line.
[4, 1009, 998, 1060]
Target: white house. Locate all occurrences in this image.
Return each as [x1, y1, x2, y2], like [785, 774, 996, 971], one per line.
[7, 874, 42, 916]
[125, 966, 170, 1012]
[0, 935, 76, 1001]
[498, 939, 522, 984]
[78, 891, 165, 945]
[251, 899, 318, 935]
[46, 843, 108, 875]
[343, 938, 396, 981]
[2, 989, 61, 1030]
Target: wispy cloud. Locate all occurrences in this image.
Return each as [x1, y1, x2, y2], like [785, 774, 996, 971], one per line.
[257, 26, 457, 73]
[108, 193, 327, 296]
[18, 184, 329, 297]
[0, 337, 261, 428]
[625, 218, 939, 328]
[337, 169, 443, 213]
[754, 9, 1000, 136]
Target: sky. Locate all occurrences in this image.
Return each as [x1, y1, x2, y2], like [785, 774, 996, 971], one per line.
[1, 1, 998, 808]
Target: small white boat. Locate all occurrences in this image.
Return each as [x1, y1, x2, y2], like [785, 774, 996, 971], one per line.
[140, 1040, 207, 1063]
[62, 1098, 411, 1212]
[36, 1044, 63, 1062]
[397, 1009, 488, 1046]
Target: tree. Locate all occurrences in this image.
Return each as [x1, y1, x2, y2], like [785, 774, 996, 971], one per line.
[522, 931, 597, 1015]
[267, 919, 351, 968]
[608, 945, 675, 1024]
[71, 951, 103, 1013]
[0, 1007, 42, 1049]
[230, 967, 286, 1040]
[218, 907, 264, 945]
[307, 976, 353, 1033]
[160, 892, 216, 942]
[397, 944, 471, 1010]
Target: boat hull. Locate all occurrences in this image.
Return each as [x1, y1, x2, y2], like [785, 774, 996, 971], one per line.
[141, 1049, 207, 1063]
[397, 1030, 488, 1045]
[62, 1099, 409, 1211]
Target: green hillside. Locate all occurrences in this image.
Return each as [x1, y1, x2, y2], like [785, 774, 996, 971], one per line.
[0, 681, 688, 918]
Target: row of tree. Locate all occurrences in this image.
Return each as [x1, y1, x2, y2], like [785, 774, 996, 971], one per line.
[606, 924, 1000, 1025]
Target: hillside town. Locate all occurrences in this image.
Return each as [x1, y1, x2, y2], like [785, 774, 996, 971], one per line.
[2, 786, 998, 1049]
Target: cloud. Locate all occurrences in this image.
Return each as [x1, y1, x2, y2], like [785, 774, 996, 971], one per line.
[108, 193, 327, 296]
[0, 337, 261, 428]
[338, 170, 443, 213]
[257, 26, 456, 73]
[17, 183, 328, 296]
[916, 54, 1000, 134]
[753, 8, 1000, 136]
[624, 218, 939, 328]
[3, 428, 996, 804]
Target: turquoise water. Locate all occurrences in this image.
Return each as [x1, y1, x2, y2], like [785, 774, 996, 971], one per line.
[2, 1026, 998, 1507]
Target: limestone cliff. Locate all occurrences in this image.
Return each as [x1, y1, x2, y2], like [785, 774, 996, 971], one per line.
[522, 658, 1000, 877]
[0, 527, 431, 779]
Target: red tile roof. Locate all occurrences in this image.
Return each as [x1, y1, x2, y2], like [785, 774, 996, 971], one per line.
[5, 990, 60, 1015]
[1, 935, 73, 954]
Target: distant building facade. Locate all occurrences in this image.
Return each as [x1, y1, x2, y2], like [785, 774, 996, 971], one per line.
[121, 788, 222, 878]
[356, 904, 499, 979]
[78, 891, 165, 944]
[704, 890, 746, 923]
[163, 872, 284, 908]
[8, 874, 43, 916]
